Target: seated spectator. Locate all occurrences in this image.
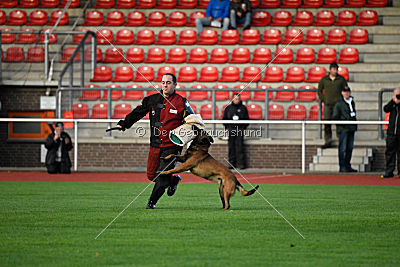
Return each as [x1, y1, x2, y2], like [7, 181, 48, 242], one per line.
[195, 0, 230, 37]
[230, 0, 252, 30]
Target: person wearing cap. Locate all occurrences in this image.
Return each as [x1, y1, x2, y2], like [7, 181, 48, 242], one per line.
[332, 86, 357, 172]
[318, 63, 348, 149]
[45, 122, 73, 174]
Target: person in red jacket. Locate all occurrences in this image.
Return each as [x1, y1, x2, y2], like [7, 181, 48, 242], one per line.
[117, 73, 194, 209]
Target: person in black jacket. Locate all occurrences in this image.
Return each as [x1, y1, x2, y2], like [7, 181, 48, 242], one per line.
[332, 86, 357, 173]
[229, 0, 252, 30]
[223, 93, 249, 169]
[45, 122, 73, 174]
[382, 87, 400, 178]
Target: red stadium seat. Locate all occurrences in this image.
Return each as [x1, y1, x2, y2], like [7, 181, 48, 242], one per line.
[302, 0, 322, 7]
[135, 29, 155, 45]
[253, 85, 272, 101]
[16, 28, 36, 43]
[249, 0, 260, 7]
[199, 66, 219, 82]
[314, 10, 334, 26]
[28, 10, 48, 25]
[241, 66, 261, 82]
[287, 104, 306, 120]
[90, 66, 112, 82]
[189, 84, 208, 100]
[103, 47, 123, 63]
[166, 11, 187, 27]
[198, 0, 210, 8]
[145, 47, 165, 63]
[124, 85, 144, 100]
[0, 0, 18, 8]
[91, 103, 108, 119]
[198, 29, 218, 45]
[218, 29, 239, 45]
[282, 28, 303, 44]
[80, 84, 100, 100]
[345, 0, 365, 6]
[347, 28, 368, 44]
[136, 0, 156, 8]
[96, 28, 113, 45]
[134, 66, 154, 82]
[281, 0, 301, 8]
[60, 0, 80, 7]
[325, 28, 346, 44]
[146, 11, 166, 26]
[219, 66, 240, 82]
[324, 0, 344, 7]
[274, 85, 295, 101]
[157, 0, 176, 8]
[177, 0, 197, 8]
[357, 10, 378, 25]
[303, 28, 325, 44]
[268, 104, 284, 120]
[84, 47, 102, 62]
[271, 11, 292, 26]
[177, 29, 197, 45]
[262, 66, 283, 82]
[338, 47, 358, 63]
[63, 111, 74, 129]
[26, 47, 44, 62]
[335, 10, 356, 26]
[260, 29, 281, 44]
[294, 47, 315, 63]
[200, 104, 218, 119]
[292, 10, 313, 26]
[187, 47, 207, 63]
[104, 11, 124, 26]
[178, 66, 197, 82]
[73, 28, 90, 44]
[83, 11, 103, 26]
[94, 0, 114, 8]
[166, 47, 186, 63]
[187, 11, 206, 26]
[114, 29, 134, 45]
[284, 66, 305, 82]
[308, 104, 323, 120]
[0, 28, 15, 43]
[209, 48, 229, 63]
[7, 10, 27, 25]
[48, 10, 68, 25]
[124, 47, 144, 63]
[0, 10, 5, 25]
[115, 0, 135, 8]
[338, 66, 349, 80]
[156, 66, 176, 81]
[272, 48, 293, 64]
[261, 0, 280, 7]
[366, 0, 387, 6]
[125, 11, 145, 26]
[71, 103, 89, 119]
[305, 66, 327, 82]
[315, 47, 337, 63]
[251, 11, 270, 26]
[247, 104, 263, 119]
[229, 47, 250, 63]
[156, 29, 176, 45]
[19, 0, 39, 7]
[295, 85, 317, 101]
[239, 29, 260, 44]
[233, 85, 251, 101]
[251, 47, 271, 64]
[60, 47, 80, 62]
[101, 84, 123, 100]
[38, 28, 57, 44]
[211, 84, 230, 101]
[146, 85, 161, 96]
[113, 103, 132, 119]
[175, 84, 187, 98]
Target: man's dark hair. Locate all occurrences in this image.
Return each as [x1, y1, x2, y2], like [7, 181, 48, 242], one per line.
[329, 62, 339, 69]
[233, 93, 241, 97]
[162, 73, 177, 84]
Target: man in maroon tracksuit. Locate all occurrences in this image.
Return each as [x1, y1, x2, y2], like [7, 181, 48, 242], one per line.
[117, 73, 194, 209]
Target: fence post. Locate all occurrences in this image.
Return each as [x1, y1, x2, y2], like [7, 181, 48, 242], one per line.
[212, 88, 216, 133]
[80, 43, 85, 87]
[318, 100, 322, 139]
[74, 120, 78, 171]
[44, 31, 49, 80]
[378, 89, 383, 140]
[107, 88, 112, 137]
[302, 121, 306, 174]
[264, 89, 270, 138]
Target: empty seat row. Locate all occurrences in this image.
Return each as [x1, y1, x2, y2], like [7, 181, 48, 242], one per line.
[90, 65, 349, 83]
[261, 0, 386, 7]
[1, 46, 45, 62]
[0, 0, 80, 8]
[0, 10, 68, 25]
[93, 0, 211, 9]
[0, 28, 58, 43]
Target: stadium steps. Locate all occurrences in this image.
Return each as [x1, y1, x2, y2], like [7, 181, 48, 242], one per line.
[309, 147, 374, 172]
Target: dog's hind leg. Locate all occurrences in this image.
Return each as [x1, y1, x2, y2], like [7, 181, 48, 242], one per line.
[223, 180, 236, 210]
[218, 179, 225, 209]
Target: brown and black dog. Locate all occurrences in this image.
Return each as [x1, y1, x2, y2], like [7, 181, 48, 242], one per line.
[160, 126, 259, 209]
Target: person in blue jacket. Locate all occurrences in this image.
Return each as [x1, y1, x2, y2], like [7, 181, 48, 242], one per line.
[195, 0, 230, 38]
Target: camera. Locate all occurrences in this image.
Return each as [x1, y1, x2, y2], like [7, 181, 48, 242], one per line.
[396, 94, 400, 100]
[60, 132, 67, 139]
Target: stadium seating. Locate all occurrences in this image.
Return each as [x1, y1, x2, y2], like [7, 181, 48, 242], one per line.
[305, 66, 327, 82]
[0, 10, 5, 25]
[345, 0, 365, 7]
[0, 0, 18, 8]
[73, 28, 89, 44]
[60, 47, 80, 62]
[241, 66, 261, 82]
[146, 11, 166, 26]
[177, 0, 197, 8]
[200, 104, 219, 119]
[294, 47, 315, 63]
[314, 10, 335, 26]
[303, 28, 325, 44]
[156, 29, 176, 45]
[123, 84, 144, 100]
[250, 0, 260, 8]
[282, 28, 303, 44]
[104, 11, 124, 26]
[324, 0, 344, 7]
[286, 104, 306, 120]
[145, 47, 165, 63]
[136, 0, 156, 8]
[16, 28, 36, 43]
[366, 0, 387, 7]
[94, 0, 114, 8]
[218, 30, 239, 45]
[338, 66, 349, 80]
[19, 0, 39, 8]
[209, 48, 229, 63]
[177, 29, 197, 45]
[335, 10, 356, 26]
[347, 28, 369, 44]
[198, 29, 218, 45]
[115, 0, 135, 8]
[247, 104, 263, 119]
[188, 47, 207, 63]
[113, 103, 132, 119]
[357, 10, 378, 25]
[166, 11, 187, 26]
[80, 84, 100, 100]
[315, 47, 337, 63]
[90, 103, 108, 119]
[96, 28, 113, 45]
[325, 28, 346, 44]
[125, 11, 145, 26]
[155, 66, 175, 81]
[295, 85, 317, 101]
[338, 47, 359, 63]
[282, 0, 301, 8]
[261, 0, 280, 8]
[134, 66, 154, 81]
[91, 66, 112, 82]
[71, 103, 89, 119]
[292, 10, 313, 26]
[198, 66, 219, 82]
[187, 11, 206, 26]
[198, 0, 210, 8]
[7, 10, 27, 25]
[229, 47, 250, 63]
[114, 29, 134, 45]
[101, 84, 123, 100]
[253, 85, 273, 100]
[103, 47, 123, 63]
[284, 66, 305, 82]
[262, 66, 283, 82]
[233, 87, 251, 101]
[189, 84, 208, 100]
[274, 85, 295, 101]
[113, 66, 134, 82]
[166, 47, 186, 63]
[48, 10, 68, 25]
[135, 29, 155, 45]
[38, 28, 57, 44]
[124, 47, 144, 63]
[84, 11, 103, 26]
[84, 47, 102, 62]
[260, 29, 281, 44]
[308, 104, 324, 120]
[28, 10, 48, 26]
[212, 84, 230, 100]
[219, 66, 240, 82]
[272, 48, 293, 64]
[302, 0, 323, 8]
[271, 11, 292, 26]
[251, 47, 271, 63]
[251, 11, 270, 26]
[26, 47, 45, 62]
[268, 104, 284, 120]
[0, 28, 15, 43]
[60, 0, 80, 7]
[240, 29, 260, 44]
[175, 84, 187, 98]
[178, 66, 197, 82]
[157, 0, 176, 8]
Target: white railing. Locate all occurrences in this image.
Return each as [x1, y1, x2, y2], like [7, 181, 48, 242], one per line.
[0, 118, 388, 173]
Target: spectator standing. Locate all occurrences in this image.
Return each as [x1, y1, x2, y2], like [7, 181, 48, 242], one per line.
[229, 0, 252, 30]
[382, 87, 400, 178]
[45, 122, 73, 174]
[195, 0, 230, 38]
[318, 63, 348, 148]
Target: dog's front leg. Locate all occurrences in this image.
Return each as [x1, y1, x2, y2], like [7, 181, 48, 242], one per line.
[160, 158, 197, 175]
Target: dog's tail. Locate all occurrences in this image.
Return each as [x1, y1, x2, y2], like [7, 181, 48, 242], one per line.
[236, 181, 259, 196]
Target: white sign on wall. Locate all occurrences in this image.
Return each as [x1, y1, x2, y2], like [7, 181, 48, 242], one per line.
[41, 144, 47, 163]
[40, 96, 56, 110]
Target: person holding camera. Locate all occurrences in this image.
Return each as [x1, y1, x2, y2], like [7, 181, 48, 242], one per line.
[229, 0, 252, 30]
[45, 122, 73, 174]
[382, 87, 400, 178]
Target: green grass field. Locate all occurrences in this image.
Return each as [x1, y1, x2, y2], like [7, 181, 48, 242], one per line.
[1, 181, 399, 266]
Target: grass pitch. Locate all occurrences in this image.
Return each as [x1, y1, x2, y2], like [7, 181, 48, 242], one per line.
[0, 181, 399, 266]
